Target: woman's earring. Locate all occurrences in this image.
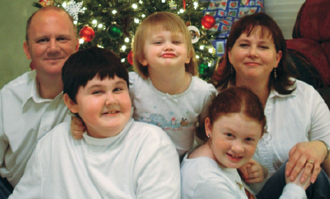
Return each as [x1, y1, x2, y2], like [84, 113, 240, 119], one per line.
[273, 68, 277, 80]
[207, 134, 210, 138]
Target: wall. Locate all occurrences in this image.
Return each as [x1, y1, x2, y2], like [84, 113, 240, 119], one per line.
[0, 1, 38, 88]
[264, 0, 305, 39]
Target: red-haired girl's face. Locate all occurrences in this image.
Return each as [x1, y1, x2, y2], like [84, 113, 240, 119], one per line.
[205, 113, 262, 168]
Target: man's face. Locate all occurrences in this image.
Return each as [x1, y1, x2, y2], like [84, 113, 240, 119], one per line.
[23, 9, 79, 78]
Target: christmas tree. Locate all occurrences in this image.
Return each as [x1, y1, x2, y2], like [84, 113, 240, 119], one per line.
[34, 0, 220, 80]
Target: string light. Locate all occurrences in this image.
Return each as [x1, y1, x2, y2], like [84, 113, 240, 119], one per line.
[124, 37, 130, 43]
[79, 38, 84, 44]
[134, 18, 140, 24]
[92, 19, 97, 25]
[193, 2, 198, 9]
[62, 2, 67, 8]
[121, 58, 125, 63]
[200, 45, 205, 50]
[121, 45, 127, 51]
[98, 24, 103, 28]
[112, 10, 117, 15]
[132, 4, 138, 9]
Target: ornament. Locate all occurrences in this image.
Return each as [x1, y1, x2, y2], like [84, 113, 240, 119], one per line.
[108, 25, 122, 39]
[38, 0, 54, 7]
[201, 15, 216, 29]
[187, 26, 200, 44]
[199, 63, 208, 75]
[79, 26, 95, 42]
[63, 0, 84, 21]
[183, 0, 186, 10]
[169, 0, 177, 9]
[127, 51, 133, 65]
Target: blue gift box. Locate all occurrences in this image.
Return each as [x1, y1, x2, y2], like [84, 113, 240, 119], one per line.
[202, 0, 264, 57]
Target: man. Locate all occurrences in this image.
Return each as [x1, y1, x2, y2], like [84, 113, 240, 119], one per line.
[0, 6, 79, 197]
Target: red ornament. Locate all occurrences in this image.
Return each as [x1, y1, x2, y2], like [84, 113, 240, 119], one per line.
[201, 15, 216, 29]
[38, 0, 54, 7]
[127, 51, 133, 65]
[79, 26, 95, 42]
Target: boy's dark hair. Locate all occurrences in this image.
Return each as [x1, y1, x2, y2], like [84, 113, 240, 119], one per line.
[62, 46, 129, 103]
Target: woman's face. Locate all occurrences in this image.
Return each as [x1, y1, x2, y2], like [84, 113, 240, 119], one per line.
[228, 26, 282, 84]
[205, 113, 263, 168]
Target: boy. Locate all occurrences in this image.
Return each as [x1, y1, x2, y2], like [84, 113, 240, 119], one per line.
[9, 47, 180, 199]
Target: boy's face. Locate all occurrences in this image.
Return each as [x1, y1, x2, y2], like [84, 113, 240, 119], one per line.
[140, 30, 191, 72]
[65, 75, 131, 138]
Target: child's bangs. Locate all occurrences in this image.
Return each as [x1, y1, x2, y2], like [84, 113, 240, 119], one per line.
[146, 19, 186, 37]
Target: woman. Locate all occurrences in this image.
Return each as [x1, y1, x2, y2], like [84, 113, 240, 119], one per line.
[212, 12, 330, 197]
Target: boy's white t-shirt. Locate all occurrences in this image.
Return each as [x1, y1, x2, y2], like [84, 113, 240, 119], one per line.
[9, 119, 180, 199]
[129, 72, 217, 157]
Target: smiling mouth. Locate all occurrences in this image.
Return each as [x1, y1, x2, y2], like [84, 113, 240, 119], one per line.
[102, 110, 119, 115]
[45, 57, 63, 61]
[244, 62, 260, 66]
[227, 153, 243, 160]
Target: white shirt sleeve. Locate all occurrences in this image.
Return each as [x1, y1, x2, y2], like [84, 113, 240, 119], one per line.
[279, 183, 307, 199]
[192, 178, 244, 199]
[309, 88, 330, 143]
[0, 92, 7, 169]
[9, 143, 42, 199]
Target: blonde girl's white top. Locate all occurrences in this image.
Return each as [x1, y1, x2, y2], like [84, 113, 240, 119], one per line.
[129, 71, 217, 157]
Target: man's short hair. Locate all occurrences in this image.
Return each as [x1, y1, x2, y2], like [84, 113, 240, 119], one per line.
[25, 6, 77, 42]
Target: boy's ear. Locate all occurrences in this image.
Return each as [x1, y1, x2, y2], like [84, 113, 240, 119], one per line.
[63, 94, 79, 114]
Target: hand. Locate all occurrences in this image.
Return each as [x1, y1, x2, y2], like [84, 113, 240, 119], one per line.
[286, 141, 327, 183]
[71, 116, 85, 140]
[238, 159, 267, 183]
[285, 163, 311, 191]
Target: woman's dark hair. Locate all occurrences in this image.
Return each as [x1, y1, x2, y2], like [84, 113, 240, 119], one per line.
[212, 12, 295, 94]
[196, 86, 266, 141]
